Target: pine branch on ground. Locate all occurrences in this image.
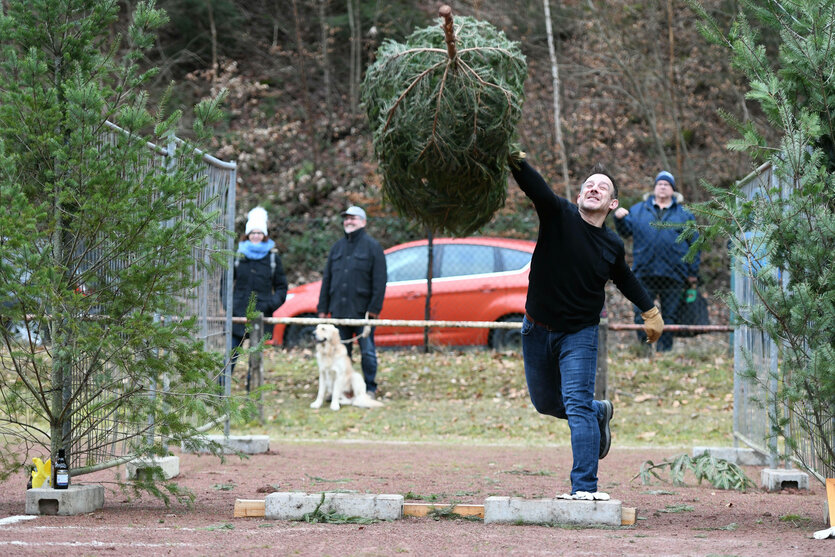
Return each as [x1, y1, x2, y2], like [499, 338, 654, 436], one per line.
[634, 453, 756, 492]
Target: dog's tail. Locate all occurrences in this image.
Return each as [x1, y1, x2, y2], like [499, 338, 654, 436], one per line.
[348, 371, 383, 408]
[352, 393, 384, 408]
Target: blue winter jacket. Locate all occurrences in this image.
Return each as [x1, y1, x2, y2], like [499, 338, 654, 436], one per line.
[614, 194, 700, 283]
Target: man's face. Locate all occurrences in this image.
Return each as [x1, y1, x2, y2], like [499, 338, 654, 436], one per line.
[577, 173, 618, 214]
[654, 180, 674, 200]
[343, 214, 366, 234]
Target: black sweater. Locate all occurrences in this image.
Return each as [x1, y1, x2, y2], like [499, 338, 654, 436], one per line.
[511, 160, 653, 332]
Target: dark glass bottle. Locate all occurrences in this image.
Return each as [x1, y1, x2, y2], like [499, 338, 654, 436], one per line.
[53, 449, 69, 489]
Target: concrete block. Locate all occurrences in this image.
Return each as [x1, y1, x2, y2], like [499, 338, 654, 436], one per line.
[484, 496, 622, 526]
[26, 485, 104, 516]
[181, 434, 269, 455]
[692, 446, 769, 466]
[265, 492, 403, 521]
[761, 468, 809, 492]
[126, 455, 180, 480]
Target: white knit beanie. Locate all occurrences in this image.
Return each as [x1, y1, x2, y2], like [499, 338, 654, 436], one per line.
[245, 206, 268, 235]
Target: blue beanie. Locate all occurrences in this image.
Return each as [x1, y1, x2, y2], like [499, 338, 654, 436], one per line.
[655, 171, 676, 190]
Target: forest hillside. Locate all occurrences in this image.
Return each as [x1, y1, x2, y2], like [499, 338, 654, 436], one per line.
[146, 0, 762, 282]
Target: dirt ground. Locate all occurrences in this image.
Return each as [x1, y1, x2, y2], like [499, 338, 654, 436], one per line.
[0, 441, 831, 556]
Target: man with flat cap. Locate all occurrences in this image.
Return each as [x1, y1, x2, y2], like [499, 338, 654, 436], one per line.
[318, 205, 387, 398]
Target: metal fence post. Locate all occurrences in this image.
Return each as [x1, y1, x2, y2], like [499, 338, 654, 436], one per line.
[223, 162, 236, 437]
[249, 313, 264, 424]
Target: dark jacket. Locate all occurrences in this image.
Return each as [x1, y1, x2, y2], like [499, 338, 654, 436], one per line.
[232, 251, 288, 337]
[614, 193, 700, 283]
[317, 227, 387, 319]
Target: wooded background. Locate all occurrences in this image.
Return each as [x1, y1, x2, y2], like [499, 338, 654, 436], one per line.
[126, 0, 761, 282]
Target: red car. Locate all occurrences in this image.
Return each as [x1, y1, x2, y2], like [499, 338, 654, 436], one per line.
[271, 237, 534, 349]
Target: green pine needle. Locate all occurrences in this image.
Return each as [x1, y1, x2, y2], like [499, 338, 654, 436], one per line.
[634, 453, 757, 492]
[362, 16, 527, 236]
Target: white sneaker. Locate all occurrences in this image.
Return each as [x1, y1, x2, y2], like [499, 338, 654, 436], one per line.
[557, 491, 610, 501]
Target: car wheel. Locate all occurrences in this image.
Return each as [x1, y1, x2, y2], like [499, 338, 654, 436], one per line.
[282, 313, 317, 349]
[490, 314, 523, 352]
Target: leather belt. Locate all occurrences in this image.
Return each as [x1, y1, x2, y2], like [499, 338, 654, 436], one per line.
[525, 312, 557, 332]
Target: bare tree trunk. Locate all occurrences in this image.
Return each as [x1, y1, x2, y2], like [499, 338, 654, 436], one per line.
[543, 0, 571, 198]
[271, 0, 280, 48]
[207, 1, 218, 75]
[586, 0, 670, 170]
[319, 0, 332, 117]
[666, 0, 682, 178]
[292, 0, 320, 167]
[347, 0, 361, 115]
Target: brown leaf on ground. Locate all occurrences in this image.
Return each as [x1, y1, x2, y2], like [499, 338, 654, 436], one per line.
[256, 485, 279, 494]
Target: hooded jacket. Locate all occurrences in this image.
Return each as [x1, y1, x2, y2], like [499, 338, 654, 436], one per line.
[614, 192, 699, 282]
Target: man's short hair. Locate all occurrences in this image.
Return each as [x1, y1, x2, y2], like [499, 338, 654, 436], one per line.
[589, 162, 618, 199]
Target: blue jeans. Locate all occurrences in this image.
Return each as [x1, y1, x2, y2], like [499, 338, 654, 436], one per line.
[521, 316, 606, 493]
[633, 275, 683, 351]
[337, 325, 378, 393]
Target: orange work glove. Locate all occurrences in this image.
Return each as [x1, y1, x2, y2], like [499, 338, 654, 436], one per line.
[641, 306, 664, 344]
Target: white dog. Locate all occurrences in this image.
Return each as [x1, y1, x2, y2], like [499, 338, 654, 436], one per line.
[311, 324, 383, 410]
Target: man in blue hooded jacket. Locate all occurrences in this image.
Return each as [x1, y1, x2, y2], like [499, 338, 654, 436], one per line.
[614, 171, 700, 351]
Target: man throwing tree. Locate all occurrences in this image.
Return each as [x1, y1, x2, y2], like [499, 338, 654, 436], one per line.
[510, 153, 663, 500]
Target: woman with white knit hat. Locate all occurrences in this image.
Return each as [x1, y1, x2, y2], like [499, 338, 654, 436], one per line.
[228, 206, 288, 390]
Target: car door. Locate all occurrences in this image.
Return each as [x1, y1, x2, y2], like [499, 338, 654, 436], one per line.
[376, 244, 432, 345]
[428, 243, 498, 345]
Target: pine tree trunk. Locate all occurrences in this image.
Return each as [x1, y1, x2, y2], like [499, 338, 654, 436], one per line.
[423, 229, 434, 353]
[50, 50, 67, 466]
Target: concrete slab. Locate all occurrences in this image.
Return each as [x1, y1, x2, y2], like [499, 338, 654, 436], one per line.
[181, 434, 269, 455]
[126, 455, 180, 480]
[265, 492, 403, 521]
[761, 468, 809, 492]
[484, 496, 622, 526]
[26, 485, 104, 516]
[692, 446, 769, 466]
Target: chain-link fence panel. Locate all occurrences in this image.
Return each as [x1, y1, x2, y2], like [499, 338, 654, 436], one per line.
[732, 162, 834, 481]
[66, 123, 235, 473]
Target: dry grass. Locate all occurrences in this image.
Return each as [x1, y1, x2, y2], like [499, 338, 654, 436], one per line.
[231, 332, 735, 448]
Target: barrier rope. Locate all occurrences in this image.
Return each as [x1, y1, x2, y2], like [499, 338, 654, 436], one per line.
[226, 315, 733, 334]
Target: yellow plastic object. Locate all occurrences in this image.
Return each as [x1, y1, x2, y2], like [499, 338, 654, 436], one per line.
[31, 457, 51, 488]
